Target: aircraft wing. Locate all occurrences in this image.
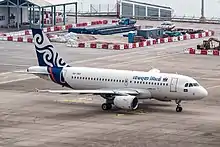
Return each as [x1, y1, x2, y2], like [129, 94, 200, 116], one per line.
[36, 88, 139, 96]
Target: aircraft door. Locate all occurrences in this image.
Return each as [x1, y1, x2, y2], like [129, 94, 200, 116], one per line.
[60, 69, 67, 83]
[124, 78, 129, 87]
[170, 78, 178, 92]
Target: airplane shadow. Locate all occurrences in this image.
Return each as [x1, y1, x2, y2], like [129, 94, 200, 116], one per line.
[33, 99, 200, 120]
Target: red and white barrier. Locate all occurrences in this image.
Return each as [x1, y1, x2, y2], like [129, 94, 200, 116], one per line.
[0, 20, 215, 52]
[66, 30, 214, 50]
[1, 19, 118, 37]
[3, 30, 214, 50]
[66, 39, 156, 50]
[184, 48, 220, 56]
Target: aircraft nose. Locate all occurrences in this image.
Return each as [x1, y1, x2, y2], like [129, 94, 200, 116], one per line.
[200, 87, 208, 98]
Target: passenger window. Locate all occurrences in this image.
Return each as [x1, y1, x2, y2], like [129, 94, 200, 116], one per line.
[166, 83, 168, 86]
[185, 83, 188, 87]
[116, 80, 118, 82]
[137, 81, 139, 84]
[134, 81, 136, 84]
[163, 83, 165, 86]
[108, 79, 110, 81]
[143, 82, 145, 84]
[140, 81, 142, 84]
[130, 81, 132, 83]
[122, 80, 124, 82]
[157, 83, 159, 85]
[160, 83, 162, 85]
[119, 80, 121, 82]
[146, 82, 148, 84]
[85, 77, 87, 80]
[189, 83, 193, 87]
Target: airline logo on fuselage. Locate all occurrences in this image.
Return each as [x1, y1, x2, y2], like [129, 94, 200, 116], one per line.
[133, 76, 168, 82]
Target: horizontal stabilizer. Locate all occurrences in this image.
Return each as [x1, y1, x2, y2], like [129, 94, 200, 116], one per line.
[14, 71, 50, 75]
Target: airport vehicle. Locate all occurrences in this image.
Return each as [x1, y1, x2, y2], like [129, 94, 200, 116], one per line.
[26, 27, 208, 112]
[160, 21, 175, 30]
[197, 37, 220, 50]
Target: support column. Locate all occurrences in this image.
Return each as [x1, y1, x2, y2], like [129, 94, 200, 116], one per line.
[158, 8, 160, 20]
[75, 2, 77, 24]
[51, 6, 54, 26]
[41, 8, 44, 28]
[63, 4, 66, 25]
[200, 0, 205, 21]
[33, 7, 35, 23]
[132, 4, 135, 18]
[20, 8, 22, 24]
[17, 0, 19, 30]
[39, 6, 41, 28]
[145, 6, 148, 18]
[7, 0, 10, 28]
[119, 0, 122, 18]
[53, 6, 56, 26]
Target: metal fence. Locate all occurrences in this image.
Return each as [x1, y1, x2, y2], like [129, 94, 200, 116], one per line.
[64, 3, 220, 24]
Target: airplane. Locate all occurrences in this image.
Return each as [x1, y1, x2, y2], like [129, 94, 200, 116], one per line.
[25, 26, 208, 112]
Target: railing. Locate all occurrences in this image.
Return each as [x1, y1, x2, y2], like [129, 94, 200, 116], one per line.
[171, 15, 220, 24]
[66, 10, 220, 24]
[67, 12, 117, 17]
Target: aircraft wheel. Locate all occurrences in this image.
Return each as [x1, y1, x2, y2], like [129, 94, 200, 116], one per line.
[102, 103, 112, 110]
[176, 106, 183, 112]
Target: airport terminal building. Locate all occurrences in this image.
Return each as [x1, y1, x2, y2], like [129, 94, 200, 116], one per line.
[119, 0, 172, 20]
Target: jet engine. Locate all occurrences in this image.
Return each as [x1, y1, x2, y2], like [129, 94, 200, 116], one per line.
[113, 96, 138, 110]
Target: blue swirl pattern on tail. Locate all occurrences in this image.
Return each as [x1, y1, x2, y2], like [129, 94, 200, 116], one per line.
[31, 28, 70, 67]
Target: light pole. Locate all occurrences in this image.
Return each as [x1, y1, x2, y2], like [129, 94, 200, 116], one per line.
[200, 0, 206, 21]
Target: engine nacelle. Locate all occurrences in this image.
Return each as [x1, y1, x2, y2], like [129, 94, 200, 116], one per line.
[113, 96, 138, 110]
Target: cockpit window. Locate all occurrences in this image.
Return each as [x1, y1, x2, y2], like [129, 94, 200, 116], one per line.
[185, 83, 199, 87]
[193, 83, 199, 86]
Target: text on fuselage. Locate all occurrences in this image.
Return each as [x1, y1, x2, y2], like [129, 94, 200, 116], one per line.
[133, 76, 168, 82]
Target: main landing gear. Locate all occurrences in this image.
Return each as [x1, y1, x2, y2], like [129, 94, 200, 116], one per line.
[101, 103, 112, 110]
[175, 100, 183, 112]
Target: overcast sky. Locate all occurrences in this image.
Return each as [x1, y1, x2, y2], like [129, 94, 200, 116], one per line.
[45, 0, 220, 18]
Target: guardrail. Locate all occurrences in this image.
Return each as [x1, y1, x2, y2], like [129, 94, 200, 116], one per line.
[67, 12, 220, 24]
[67, 12, 117, 17]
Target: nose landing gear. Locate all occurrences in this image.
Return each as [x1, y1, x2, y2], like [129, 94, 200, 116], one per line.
[175, 100, 183, 112]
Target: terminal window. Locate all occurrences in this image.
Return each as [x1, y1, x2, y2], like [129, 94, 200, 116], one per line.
[0, 16, 5, 21]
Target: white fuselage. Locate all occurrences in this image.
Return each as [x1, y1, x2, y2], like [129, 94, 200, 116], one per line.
[31, 66, 207, 101]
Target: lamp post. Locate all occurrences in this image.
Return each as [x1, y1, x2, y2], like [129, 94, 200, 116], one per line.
[200, 0, 206, 21]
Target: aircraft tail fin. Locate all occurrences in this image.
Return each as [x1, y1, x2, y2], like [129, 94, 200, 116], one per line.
[31, 26, 70, 68]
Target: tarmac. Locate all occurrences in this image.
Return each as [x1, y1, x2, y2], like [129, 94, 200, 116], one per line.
[0, 17, 220, 147]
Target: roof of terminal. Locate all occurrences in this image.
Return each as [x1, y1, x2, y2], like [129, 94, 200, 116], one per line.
[0, 0, 76, 7]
